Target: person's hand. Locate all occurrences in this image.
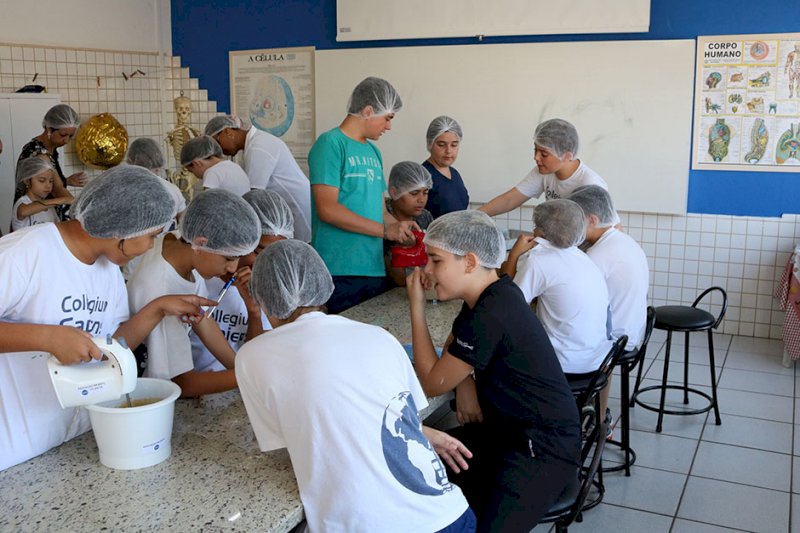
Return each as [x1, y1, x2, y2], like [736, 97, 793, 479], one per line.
[423, 427, 472, 474]
[155, 294, 217, 324]
[232, 266, 259, 313]
[456, 386, 484, 425]
[45, 326, 102, 364]
[385, 220, 420, 245]
[67, 172, 87, 187]
[406, 267, 426, 311]
[510, 233, 536, 258]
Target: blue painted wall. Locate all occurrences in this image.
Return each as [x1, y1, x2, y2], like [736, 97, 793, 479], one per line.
[172, 0, 800, 216]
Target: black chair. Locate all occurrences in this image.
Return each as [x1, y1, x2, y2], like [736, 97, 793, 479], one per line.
[603, 306, 657, 476]
[632, 287, 727, 433]
[539, 413, 609, 532]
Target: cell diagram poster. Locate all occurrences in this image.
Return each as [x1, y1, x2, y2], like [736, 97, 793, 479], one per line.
[693, 33, 800, 172]
[230, 47, 315, 173]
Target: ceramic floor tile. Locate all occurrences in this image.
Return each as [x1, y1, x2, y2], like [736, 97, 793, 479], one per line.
[692, 441, 791, 491]
[678, 476, 790, 533]
[645, 359, 722, 387]
[702, 414, 793, 454]
[792, 496, 800, 533]
[719, 368, 795, 397]
[600, 465, 686, 515]
[672, 518, 754, 532]
[611, 430, 697, 474]
[651, 343, 727, 367]
[729, 336, 785, 356]
[716, 388, 793, 423]
[562, 503, 672, 532]
[725, 350, 795, 376]
[794, 458, 800, 494]
[794, 426, 800, 456]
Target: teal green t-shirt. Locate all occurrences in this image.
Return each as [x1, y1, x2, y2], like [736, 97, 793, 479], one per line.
[309, 128, 386, 277]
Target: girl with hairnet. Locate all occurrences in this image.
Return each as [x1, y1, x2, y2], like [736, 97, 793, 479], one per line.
[126, 137, 187, 221]
[236, 240, 476, 532]
[126, 189, 262, 397]
[11, 156, 73, 231]
[14, 104, 87, 219]
[406, 210, 580, 531]
[423, 116, 470, 218]
[180, 135, 251, 197]
[188, 189, 292, 373]
[384, 161, 434, 286]
[309, 77, 419, 313]
[479, 118, 609, 217]
[0, 165, 217, 471]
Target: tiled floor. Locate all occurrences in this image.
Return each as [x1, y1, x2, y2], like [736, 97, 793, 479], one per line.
[432, 330, 799, 532]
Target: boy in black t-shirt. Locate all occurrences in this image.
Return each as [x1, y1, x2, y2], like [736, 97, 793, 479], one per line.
[407, 210, 580, 532]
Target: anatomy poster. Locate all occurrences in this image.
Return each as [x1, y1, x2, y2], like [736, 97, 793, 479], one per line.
[230, 47, 315, 173]
[693, 33, 800, 172]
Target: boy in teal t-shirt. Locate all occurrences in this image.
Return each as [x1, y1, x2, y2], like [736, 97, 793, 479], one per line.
[309, 77, 419, 313]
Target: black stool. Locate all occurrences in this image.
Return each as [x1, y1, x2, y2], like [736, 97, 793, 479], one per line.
[633, 287, 727, 433]
[603, 306, 656, 476]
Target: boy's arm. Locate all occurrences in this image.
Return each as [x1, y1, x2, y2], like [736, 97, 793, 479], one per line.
[115, 294, 216, 351]
[193, 315, 237, 369]
[454, 377, 482, 424]
[232, 266, 266, 341]
[0, 322, 102, 363]
[172, 368, 237, 397]
[478, 187, 529, 217]
[499, 234, 537, 278]
[16, 196, 74, 219]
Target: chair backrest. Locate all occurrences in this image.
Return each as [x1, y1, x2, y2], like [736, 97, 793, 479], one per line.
[560, 417, 608, 529]
[625, 306, 657, 366]
[692, 286, 728, 329]
[576, 335, 628, 409]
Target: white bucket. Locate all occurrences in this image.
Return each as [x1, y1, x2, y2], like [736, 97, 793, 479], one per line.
[85, 377, 181, 470]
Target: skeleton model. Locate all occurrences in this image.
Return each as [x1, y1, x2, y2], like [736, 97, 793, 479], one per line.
[786, 43, 800, 98]
[166, 92, 201, 200]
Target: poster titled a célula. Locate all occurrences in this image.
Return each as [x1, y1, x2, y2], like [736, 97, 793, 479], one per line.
[692, 33, 800, 172]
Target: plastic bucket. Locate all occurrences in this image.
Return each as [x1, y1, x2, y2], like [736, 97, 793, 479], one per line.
[85, 377, 181, 470]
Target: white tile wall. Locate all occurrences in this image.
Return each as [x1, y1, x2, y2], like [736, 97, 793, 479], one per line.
[482, 202, 800, 341]
[0, 43, 219, 183]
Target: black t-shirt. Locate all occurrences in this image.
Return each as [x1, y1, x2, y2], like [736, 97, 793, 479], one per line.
[448, 275, 580, 465]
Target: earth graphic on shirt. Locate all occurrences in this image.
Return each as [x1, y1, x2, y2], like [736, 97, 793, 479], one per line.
[380, 391, 452, 496]
[249, 75, 295, 137]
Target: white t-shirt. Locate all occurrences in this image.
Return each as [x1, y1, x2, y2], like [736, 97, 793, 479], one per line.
[0, 224, 129, 471]
[11, 195, 58, 231]
[587, 228, 650, 349]
[162, 179, 187, 215]
[513, 237, 612, 374]
[515, 160, 608, 201]
[126, 232, 207, 380]
[244, 127, 312, 242]
[189, 276, 270, 373]
[203, 160, 251, 197]
[236, 312, 469, 533]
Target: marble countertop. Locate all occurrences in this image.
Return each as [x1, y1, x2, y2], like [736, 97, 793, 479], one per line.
[0, 288, 461, 532]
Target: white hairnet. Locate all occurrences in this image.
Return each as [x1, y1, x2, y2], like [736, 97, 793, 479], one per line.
[204, 115, 242, 138]
[16, 156, 55, 185]
[388, 161, 432, 200]
[126, 138, 166, 170]
[569, 185, 616, 228]
[243, 189, 294, 239]
[426, 115, 463, 150]
[250, 240, 334, 319]
[424, 210, 505, 269]
[346, 77, 402, 117]
[71, 165, 176, 239]
[180, 135, 223, 166]
[534, 118, 579, 158]
[42, 104, 81, 130]
[533, 199, 586, 249]
[180, 188, 261, 256]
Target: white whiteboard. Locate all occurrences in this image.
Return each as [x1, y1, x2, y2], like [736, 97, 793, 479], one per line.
[315, 40, 695, 215]
[337, 0, 650, 42]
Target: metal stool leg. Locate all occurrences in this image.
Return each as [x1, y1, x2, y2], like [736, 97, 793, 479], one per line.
[620, 363, 632, 476]
[707, 329, 722, 425]
[631, 355, 645, 408]
[683, 332, 690, 404]
[656, 331, 672, 433]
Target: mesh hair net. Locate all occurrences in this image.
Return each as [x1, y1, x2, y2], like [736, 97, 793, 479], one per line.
[42, 104, 81, 130]
[126, 138, 166, 170]
[424, 210, 505, 269]
[346, 77, 403, 117]
[243, 189, 294, 239]
[15, 156, 55, 185]
[250, 240, 334, 319]
[388, 161, 433, 200]
[204, 115, 242, 138]
[71, 165, 176, 239]
[533, 199, 586, 249]
[569, 185, 616, 228]
[180, 188, 261, 256]
[426, 115, 463, 150]
[180, 136, 223, 166]
[534, 118, 579, 159]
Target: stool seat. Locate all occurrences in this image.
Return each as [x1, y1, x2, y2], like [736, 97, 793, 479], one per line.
[568, 373, 608, 397]
[655, 305, 715, 331]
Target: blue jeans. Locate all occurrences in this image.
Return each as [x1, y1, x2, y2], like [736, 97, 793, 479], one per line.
[436, 507, 477, 533]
